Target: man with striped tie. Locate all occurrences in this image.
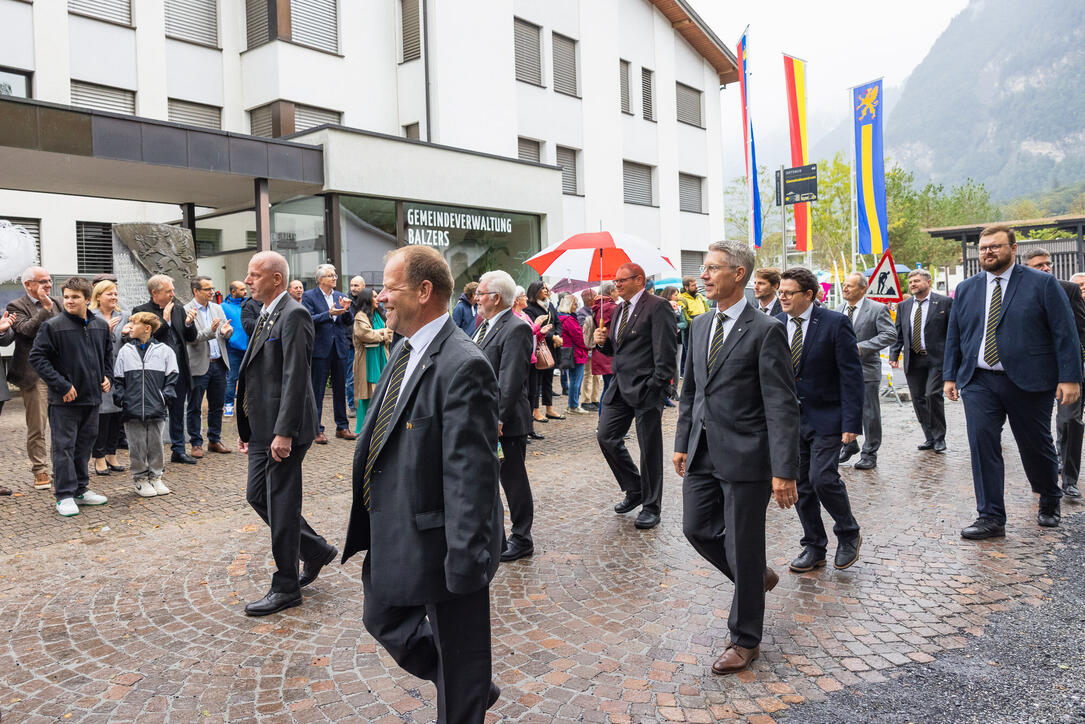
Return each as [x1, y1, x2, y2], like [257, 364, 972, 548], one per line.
[944, 225, 1082, 539]
[343, 245, 503, 721]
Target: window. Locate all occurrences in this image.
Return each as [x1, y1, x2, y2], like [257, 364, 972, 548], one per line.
[246, 0, 269, 49]
[168, 99, 222, 129]
[76, 222, 114, 276]
[165, 0, 217, 45]
[0, 67, 31, 98]
[552, 33, 578, 97]
[401, 0, 420, 62]
[0, 217, 41, 263]
[676, 82, 703, 127]
[641, 68, 654, 121]
[69, 0, 132, 25]
[70, 81, 135, 115]
[681, 250, 705, 282]
[619, 60, 631, 114]
[623, 161, 653, 205]
[193, 228, 223, 256]
[513, 18, 542, 86]
[517, 137, 541, 163]
[403, 123, 420, 139]
[249, 104, 273, 137]
[294, 104, 341, 132]
[678, 173, 704, 213]
[291, 0, 339, 53]
[556, 146, 578, 195]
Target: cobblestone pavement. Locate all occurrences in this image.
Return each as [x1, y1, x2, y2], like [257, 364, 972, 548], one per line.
[0, 388, 1081, 722]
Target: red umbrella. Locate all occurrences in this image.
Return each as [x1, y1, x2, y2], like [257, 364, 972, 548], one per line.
[524, 231, 676, 282]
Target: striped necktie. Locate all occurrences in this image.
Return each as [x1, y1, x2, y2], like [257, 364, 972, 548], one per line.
[363, 340, 413, 511]
[706, 312, 727, 370]
[616, 303, 630, 344]
[911, 300, 923, 354]
[790, 317, 804, 371]
[983, 278, 1002, 366]
[847, 306, 856, 321]
[474, 319, 489, 345]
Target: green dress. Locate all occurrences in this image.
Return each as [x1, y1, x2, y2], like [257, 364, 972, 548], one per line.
[356, 312, 389, 431]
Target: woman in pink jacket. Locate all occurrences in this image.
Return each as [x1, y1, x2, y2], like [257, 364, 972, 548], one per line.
[557, 294, 590, 414]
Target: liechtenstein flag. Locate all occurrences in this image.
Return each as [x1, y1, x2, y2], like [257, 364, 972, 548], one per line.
[737, 32, 762, 248]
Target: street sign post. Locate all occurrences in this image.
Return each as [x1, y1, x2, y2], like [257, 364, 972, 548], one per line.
[775, 163, 818, 206]
[867, 248, 904, 303]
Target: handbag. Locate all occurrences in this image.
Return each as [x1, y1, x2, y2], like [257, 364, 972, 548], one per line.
[534, 339, 555, 370]
[556, 346, 575, 370]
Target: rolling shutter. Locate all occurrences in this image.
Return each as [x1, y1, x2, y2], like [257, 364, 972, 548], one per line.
[249, 104, 273, 137]
[168, 99, 222, 129]
[401, 0, 420, 62]
[641, 68, 654, 121]
[517, 137, 541, 162]
[676, 82, 702, 126]
[678, 173, 703, 213]
[246, 0, 269, 48]
[623, 161, 652, 205]
[514, 18, 542, 85]
[70, 81, 135, 114]
[165, 0, 218, 45]
[552, 33, 577, 96]
[556, 146, 577, 194]
[69, 0, 131, 25]
[290, 0, 338, 53]
[76, 222, 114, 276]
[619, 60, 631, 113]
[681, 250, 704, 280]
[294, 104, 341, 132]
[1, 217, 40, 263]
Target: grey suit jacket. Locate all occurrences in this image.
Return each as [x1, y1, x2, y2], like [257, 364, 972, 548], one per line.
[838, 298, 896, 382]
[183, 299, 233, 376]
[476, 310, 533, 438]
[675, 301, 799, 482]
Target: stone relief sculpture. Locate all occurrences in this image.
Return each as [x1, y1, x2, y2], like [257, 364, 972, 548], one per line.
[113, 224, 197, 304]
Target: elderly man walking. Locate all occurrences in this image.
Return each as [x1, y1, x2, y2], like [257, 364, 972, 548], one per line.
[302, 264, 356, 443]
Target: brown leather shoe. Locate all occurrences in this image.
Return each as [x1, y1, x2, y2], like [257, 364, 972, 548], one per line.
[207, 442, 232, 454]
[315, 433, 329, 445]
[190, 445, 205, 458]
[711, 643, 760, 675]
[335, 429, 358, 441]
[33, 472, 52, 490]
[764, 567, 779, 593]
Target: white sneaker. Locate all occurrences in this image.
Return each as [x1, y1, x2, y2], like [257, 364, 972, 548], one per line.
[152, 478, 171, 495]
[135, 480, 158, 497]
[57, 498, 79, 516]
[568, 407, 590, 415]
[75, 490, 108, 506]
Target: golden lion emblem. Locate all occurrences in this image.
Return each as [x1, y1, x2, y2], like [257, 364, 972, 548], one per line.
[856, 86, 879, 121]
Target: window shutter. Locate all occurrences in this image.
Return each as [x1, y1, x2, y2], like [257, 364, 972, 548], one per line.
[1, 217, 41, 263]
[165, 0, 218, 45]
[69, 0, 131, 25]
[678, 173, 704, 213]
[168, 99, 222, 129]
[401, 0, 420, 62]
[403, 123, 420, 139]
[294, 104, 341, 132]
[619, 60, 631, 113]
[514, 18, 542, 85]
[290, 0, 338, 53]
[249, 104, 273, 137]
[641, 68, 654, 121]
[623, 161, 652, 205]
[246, 0, 269, 49]
[70, 81, 135, 114]
[76, 222, 114, 276]
[681, 250, 705, 280]
[517, 137, 541, 163]
[552, 33, 577, 96]
[556, 146, 577, 194]
[676, 82, 702, 127]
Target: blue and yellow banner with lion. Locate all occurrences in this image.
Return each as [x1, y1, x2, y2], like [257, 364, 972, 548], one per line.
[853, 79, 888, 255]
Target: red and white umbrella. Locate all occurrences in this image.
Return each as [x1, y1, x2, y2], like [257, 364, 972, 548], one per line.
[524, 231, 676, 282]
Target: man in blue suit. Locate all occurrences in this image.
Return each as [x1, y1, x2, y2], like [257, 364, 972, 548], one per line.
[777, 267, 864, 573]
[302, 264, 357, 444]
[944, 225, 1082, 539]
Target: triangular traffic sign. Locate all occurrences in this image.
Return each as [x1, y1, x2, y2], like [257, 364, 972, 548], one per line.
[867, 249, 903, 303]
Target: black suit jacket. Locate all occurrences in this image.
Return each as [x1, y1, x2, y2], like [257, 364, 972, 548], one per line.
[889, 292, 952, 372]
[755, 297, 782, 317]
[236, 295, 318, 446]
[676, 302, 799, 481]
[476, 310, 533, 438]
[595, 291, 678, 409]
[131, 300, 198, 383]
[1058, 279, 1085, 355]
[343, 316, 502, 606]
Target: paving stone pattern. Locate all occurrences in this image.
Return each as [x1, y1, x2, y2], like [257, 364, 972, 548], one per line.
[0, 390, 1080, 722]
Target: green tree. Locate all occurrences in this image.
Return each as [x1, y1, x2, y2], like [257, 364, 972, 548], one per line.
[724, 167, 787, 267]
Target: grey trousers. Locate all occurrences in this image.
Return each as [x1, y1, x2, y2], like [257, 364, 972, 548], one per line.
[1057, 392, 1083, 489]
[126, 419, 166, 480]
[860, 379, 883, 456]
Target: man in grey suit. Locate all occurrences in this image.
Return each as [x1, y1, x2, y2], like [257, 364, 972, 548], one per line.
[837, 273, 897, 470]
[236, 252, 336, 617]
[674, 241, 800, 675]
[184, 276, 234, 458]
[343, 245, 502, 722]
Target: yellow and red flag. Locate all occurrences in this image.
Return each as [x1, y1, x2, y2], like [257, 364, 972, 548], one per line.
[783, 54, 810, 252]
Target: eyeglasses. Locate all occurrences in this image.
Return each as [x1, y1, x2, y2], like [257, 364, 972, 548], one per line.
[978, 243, 1009, 254]
[475, 290, 500, 298]
[198, 286, 215, 292]
[30, 278, 51, 284]
[613, 275, 641, 284]
[699, 264, 734, 274]
[778, 290, 809, 299]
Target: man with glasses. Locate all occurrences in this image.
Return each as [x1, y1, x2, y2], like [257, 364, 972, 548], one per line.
[592, 263, 677, 530]
[945, 226, 1082, 540]
[184, 276, 234, 458]
[302, 264, 357, 443]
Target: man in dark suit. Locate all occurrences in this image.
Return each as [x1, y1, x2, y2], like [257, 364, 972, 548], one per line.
[343, 245, 502, 722]
[475, 269, 536, 562]
[675, 242, 800, 675]
[777, 267, 864, 572]
[890, 269, 953, 452]
[752, 267, 783, 316]
[592, 263, 678, 530]
[236, 251, 336, 616]
[945, 226, 1082, 539]
[302, 264, 357, 444]
[838, 273, 898, 469]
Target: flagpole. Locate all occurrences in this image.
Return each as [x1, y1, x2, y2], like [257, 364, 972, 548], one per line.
[780, 164, 787, 270]
[849, 84, 858, 274]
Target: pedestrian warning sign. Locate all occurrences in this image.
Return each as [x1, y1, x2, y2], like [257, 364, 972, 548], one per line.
[867, 249, 904, 303]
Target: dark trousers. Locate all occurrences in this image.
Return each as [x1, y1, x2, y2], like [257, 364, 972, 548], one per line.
[244, 440, 332, 594]
[682, 437, 771, 648]
[859, 379, 882, 456]
[1056, 390, 1083, 489]
[187, 358, 227, 446]
[960, 370, 1061, 524]
[796, 421, 860, 555]
[225, 347, 245, 406]
[93, 411, 122, 458]
[168, 375, 190, 455]
[499, 435, 533, 548]
[596, 386, 664, 515]
[529, 366, 554, 408]
[311, 352, 348, 432]
[49, 404, 98, 500]
[905, 355, 946, 444]
[362, 559, 492, 724]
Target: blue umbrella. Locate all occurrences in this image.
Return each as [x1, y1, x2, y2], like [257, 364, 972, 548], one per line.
[863, 264, 911, 275]
[653, 277, 684, 287]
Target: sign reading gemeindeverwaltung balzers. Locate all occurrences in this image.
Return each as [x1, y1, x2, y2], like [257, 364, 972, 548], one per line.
[405, 205, 514, 247]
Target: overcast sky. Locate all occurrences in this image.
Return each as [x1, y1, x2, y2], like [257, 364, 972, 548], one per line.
[686, 0, 970, 179]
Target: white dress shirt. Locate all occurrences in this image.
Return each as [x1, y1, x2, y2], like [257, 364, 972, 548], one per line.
[261, 289, 290, 319]
[788, 304, 814, 348]
[706, 297, 751, 359]
[843, 296, 865, 320]
[322, 289, 336, 312]
[613, 288, 646, 331]
[474, 306, 510, 345]
[402, 313, 449, 389]
[976, 265, 1012, 372]
[758, 296, 777, 314]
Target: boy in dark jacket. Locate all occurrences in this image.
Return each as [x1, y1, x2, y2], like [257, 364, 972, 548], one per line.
[113, 311, 179, 497]
[28, 277, 112, 517]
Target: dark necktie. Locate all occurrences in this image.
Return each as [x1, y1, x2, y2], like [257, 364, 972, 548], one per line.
[983, 278, 1002, 366]
[762, 306, 771, 314]
[616, 303, 630, 344]
[474, 319, 489, 345]
[847, 305, 856, 321]
[911, 301, 923, 354]
[790, 317, 804, 371]
[363, 340, 413, 510]
[242, 313, 271, 418]
[706, 312, 727, 370]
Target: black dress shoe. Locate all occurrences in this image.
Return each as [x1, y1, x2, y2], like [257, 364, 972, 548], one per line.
[94, 465, 111, 476]
[244, 591, 302, 616]
[838, 440, 860, 464]
[487, 681, 500, 709]
[789, 547, 826, 573]
[634, 511, 661, 529]
[1063, 484, 1081, 499]
[527, 431, 545, 440]
[299, 546, 338, 588]
[107, 463, 128, 472]
[1037, 508, 1061, 527]
[853, 456, 877, 470]
[932, 439, 947, 453]
[500, 543, 534, 562]
[171, 452, 197, 464]
[614, 494, 642, 514]
[834, 534, 862, 569]
[960, 518, 1006, 540]
[917, 440, 934, 450]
